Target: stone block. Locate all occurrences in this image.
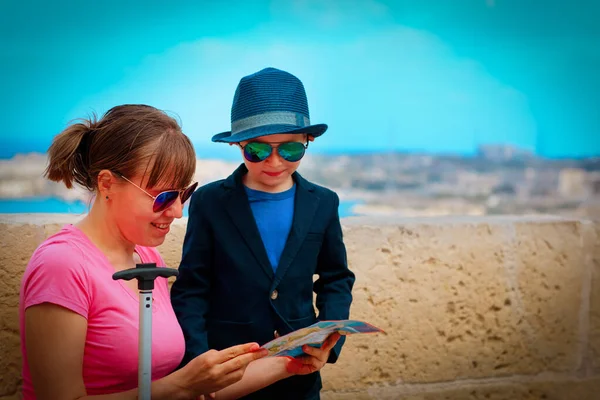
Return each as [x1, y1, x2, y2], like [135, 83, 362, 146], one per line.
[323, 217, 589, 390]
[588, 220, 600, 372]
[322, 376, 600, 400]
[0, 394, 23, 400]
[0, 221, 44, 398]
[513, 220, 587, 373]
[324, 218, 527, 389]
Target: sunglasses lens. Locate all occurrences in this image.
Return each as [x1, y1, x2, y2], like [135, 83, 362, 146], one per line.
[181, 182, 198, 204]
[153, 191, 179, 213]
[278, 142, 306, 162]
[244, 142, 272, 163]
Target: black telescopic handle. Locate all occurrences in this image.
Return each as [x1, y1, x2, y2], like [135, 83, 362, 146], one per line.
[112, 263, 179, 291]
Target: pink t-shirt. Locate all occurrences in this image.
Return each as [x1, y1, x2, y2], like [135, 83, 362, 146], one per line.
[19, 224, 185, 399]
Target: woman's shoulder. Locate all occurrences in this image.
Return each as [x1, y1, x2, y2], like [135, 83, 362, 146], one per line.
[21, 225, 95, 309]
[20, 224, 104, 319]
[27, 224, 89, 268]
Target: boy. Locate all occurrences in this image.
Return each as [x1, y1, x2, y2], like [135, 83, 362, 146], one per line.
[171, 67, 356, 399]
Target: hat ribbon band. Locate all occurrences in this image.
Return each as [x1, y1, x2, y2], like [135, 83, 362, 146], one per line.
[231, 111, 310, 135]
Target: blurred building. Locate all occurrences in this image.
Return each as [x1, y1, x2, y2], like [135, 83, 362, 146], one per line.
[558, 168, 588, 198]
[476, 144, 534, 162]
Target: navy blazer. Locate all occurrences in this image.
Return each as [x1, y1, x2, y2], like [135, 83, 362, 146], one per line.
[170, 163, 355, 399]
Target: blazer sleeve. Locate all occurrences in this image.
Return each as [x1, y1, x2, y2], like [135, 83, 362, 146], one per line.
[170, 189, 214, 368]
[314, 192, 356, 364]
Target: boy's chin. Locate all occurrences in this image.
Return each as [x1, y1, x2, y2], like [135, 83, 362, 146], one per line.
[260, 174, 291, 184]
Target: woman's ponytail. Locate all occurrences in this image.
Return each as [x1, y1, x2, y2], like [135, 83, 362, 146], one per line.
[44, 116, 97, 190]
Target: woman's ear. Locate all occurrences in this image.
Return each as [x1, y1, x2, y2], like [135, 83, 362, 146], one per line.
[308, 135, 315, 142]
[97, 169, 116, 197]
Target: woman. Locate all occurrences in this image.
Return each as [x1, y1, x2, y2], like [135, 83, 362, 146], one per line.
[18, 104, 341, 400]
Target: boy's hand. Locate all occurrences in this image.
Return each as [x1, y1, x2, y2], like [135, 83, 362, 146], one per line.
[285, 332, 341, 375]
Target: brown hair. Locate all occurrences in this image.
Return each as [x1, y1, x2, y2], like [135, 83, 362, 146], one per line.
[44, 104, 196, 192]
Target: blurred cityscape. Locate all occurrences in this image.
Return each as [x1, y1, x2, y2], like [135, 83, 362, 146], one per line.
[300, 144, 600, 218]
[1, 144, 599, 219]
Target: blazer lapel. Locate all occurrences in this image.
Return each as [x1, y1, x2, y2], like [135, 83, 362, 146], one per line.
[223, 165, 274, 280]
[273, 172, 319, 285]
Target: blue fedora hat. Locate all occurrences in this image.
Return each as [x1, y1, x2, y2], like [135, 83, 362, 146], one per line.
[211, 67, 328, 143]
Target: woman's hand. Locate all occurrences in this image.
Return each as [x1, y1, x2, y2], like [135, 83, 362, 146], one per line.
[285, 332, 341, 375]
[171, 342, 268, 398]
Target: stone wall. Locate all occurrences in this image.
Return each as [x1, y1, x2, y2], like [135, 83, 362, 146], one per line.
[1, 214, 598, 400]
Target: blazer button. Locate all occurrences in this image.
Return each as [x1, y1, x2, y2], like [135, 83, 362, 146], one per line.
[270, 290, 278, 300]
[274, 330, 280, 338]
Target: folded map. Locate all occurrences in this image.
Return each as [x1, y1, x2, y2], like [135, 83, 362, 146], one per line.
[261, 319, 384, 358]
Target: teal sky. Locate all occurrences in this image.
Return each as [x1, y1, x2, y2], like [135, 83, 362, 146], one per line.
[1, 0, 599, 159]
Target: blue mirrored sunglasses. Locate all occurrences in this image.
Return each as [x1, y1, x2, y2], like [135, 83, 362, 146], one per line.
[241, 141, 309, 163]
[116, 173, 198, 213]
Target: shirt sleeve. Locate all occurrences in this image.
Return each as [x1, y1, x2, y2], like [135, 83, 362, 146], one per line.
[22, 242, 91, 319]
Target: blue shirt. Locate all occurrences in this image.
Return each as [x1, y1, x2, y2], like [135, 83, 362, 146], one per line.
[244, 184, 296, 272]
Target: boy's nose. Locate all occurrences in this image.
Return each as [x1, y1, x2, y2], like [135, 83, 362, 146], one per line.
[266, 149, 283, 166]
